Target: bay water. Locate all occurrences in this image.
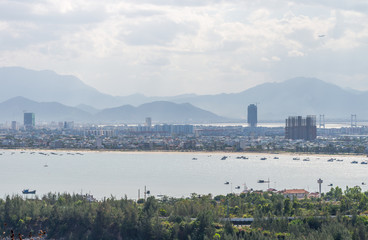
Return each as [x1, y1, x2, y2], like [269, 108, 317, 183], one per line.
[0, 150, 367, 200]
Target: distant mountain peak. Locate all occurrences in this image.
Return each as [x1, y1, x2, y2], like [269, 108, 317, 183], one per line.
[0, 66, 119, 108]
[3, 96, 38, 104]
[95, 101, 227, 123]
[282, 77, 332, 86]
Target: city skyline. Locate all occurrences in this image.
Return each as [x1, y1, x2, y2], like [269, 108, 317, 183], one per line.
[0, 1, 368, 96]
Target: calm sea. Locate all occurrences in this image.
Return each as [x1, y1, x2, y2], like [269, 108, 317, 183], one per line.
[0, 150, 367, 200]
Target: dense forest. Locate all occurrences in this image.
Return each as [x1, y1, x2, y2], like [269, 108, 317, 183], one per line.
[1, 186, 368, 239]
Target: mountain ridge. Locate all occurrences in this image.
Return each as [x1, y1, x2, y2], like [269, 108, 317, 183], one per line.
[1, 67, 368, 120]
[165, 77, 366, 120]
[0, 97, 228, 124]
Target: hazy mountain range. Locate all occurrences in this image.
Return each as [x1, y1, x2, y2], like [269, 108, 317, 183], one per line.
[0, 97, 226, 124]
[0, 66, 367, 122]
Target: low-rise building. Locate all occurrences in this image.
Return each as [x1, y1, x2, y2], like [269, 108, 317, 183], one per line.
[279, 189, 309, 199]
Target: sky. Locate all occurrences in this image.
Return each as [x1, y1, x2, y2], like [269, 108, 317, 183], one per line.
[1, 0, 368, 96]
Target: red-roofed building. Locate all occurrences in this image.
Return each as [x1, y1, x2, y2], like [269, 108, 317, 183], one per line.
[279, 189, 309, 199]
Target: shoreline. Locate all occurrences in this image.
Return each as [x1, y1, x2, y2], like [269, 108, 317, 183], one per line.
[1, 148, 367, 158]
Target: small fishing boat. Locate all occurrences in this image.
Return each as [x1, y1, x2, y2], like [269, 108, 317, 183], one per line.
[22, 189, 36, 194]
[258, 178, 270, 184]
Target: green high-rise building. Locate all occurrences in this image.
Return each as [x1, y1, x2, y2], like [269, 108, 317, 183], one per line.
[24, 112, 35, 130]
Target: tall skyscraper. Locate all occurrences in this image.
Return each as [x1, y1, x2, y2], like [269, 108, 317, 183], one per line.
[247, 104, 257, 127]
[24, 112, 35, 130]
[145, 117, 152, 128]
[285, 115, 316, 140]
[64, 121, 74, 129]
[11, 121, 18, 131]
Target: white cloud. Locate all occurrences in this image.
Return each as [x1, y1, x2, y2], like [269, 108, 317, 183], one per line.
[288, 50, 304, 57]
[1, 0, 368, 95]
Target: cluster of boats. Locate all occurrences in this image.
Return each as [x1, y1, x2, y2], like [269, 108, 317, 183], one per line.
[224, 181, 241, 190]
[291, 157, 367, 164]
[327, 158, 343, 162]
[193, 155, 252, 161]
[351, 160, 368, 164]
[292, 157, 310, 161]
[191, 155, 368, 164]
[192, 155, 248, 161]
[1, 151, 84, 156]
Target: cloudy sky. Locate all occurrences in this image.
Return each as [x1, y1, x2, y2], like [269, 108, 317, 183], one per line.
[1, 0, 368, 96]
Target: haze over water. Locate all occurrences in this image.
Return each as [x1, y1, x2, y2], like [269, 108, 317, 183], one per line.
[1, 150, 368, 200]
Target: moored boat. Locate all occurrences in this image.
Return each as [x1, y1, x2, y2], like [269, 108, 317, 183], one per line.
[22, 189, 36, 194]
